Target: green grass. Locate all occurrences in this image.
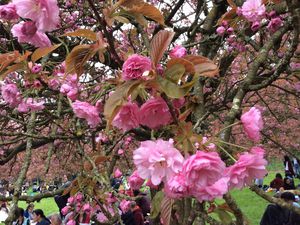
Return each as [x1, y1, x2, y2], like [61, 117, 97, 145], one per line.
[18, 198, 59, 216]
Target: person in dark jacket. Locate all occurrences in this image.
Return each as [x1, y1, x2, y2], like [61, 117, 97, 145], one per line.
[32, 209, 50, 225]
[284, 155, 295, 177]
[270, 173, 284, 191]
[121, 208, 135, 225]
[260, 192, 296, 225]
[131, 202, 144, 225]
[283, 177, 295, 190]
[133, 190, 150, 217]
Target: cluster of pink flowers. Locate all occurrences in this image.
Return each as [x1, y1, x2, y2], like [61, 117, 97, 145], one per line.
[169, 45, 187, 58]
[225, 35, 247, 52]
[266, 11, 283, 33]
[225, 147, 267, 189]
[112, 97, 172, 131]
[122, 54, 152, 80]
[1, 0, 60, 47]
[1, 82, 45, 112]
[237, 0, 282, 33]
[216, 21, 234, 36]
[60, 74, 79, 101]
[62, 193, 92, 225]
[241, 107, 264, 142]
[71, 100, 101, 128]
[133, 138, 267, 202]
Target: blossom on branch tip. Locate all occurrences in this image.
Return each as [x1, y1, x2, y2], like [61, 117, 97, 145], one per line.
[17, 98, 45, 113]
[71, 100, 101, 128]
[169, 45, 187, 58]
[139, 97, 172, 129]
[0, 3, 19, 20]
[225, 147, 267, 189]
[112, 102, 140, 131]
[11, 22, 51, 47]
[241, 0, 265, 22]
[122, 54, 151, 80]
[133, 139, 184, 185]
[13, 0, 60, 32]
[1, 83, 22, 107]
[241, 107, 264, 142]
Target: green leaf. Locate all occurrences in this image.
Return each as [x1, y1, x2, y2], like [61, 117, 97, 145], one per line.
[150, 191, 164, 219]
[164, 64, 185, 82]
[157, 64, 195, 98]
[214, 208, 233, 225]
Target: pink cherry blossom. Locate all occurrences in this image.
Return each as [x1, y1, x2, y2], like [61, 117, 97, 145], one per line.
[60, 74, 79, 101]
[106, 193, 117, 204]
[120, 200, 131, 213]
[17, 98, 45, 113]
[11, 22, 51, 47]
[112, 102, 140, 131]
[96, 212, 108, 223]
[118, 149, 124, 155]
[48, 78, 60, 90]
[75, 192, 83, 202]
[139, 97, 172, 129]
[193, 177, 229, 202]
[225, 147, 267, 189]
[267, 17, 282, 32]
[71, 100, 101, 128]
[251, 21, 260, 31]
[122, 54, 151, 80]
[13, 0, 60, 32]
[83, 203, 91, 212]
[67, 196, 75, 204]
[172, 98, 185, 109]
[31, 64, 42, 74]
[61, 206, 70, 216]
[0, 3, 19, 20]
[216, 26, 226, 36]
[1, 83, 22, 107]
[241, 0, 266, 22]
[95, 132, 109, 143]
[241, 107, 264, 142]
[133, 139, 184, 185]
[182, 151, 225, 189]
[66, 220, 76, 225]
[128, 170, 144, 190]
[164, 172, 188, 199]
[169, 45, 187, 58]
[114, 168, 122, 178]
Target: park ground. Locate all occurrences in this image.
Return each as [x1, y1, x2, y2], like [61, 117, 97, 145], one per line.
[1, 160, 294, 225]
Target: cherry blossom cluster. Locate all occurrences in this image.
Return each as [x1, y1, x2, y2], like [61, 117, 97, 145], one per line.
[0, 0, 60, 47]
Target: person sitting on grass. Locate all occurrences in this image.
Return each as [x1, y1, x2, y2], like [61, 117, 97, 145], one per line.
[32, 209, 51, 225]
[270, 173, 284, 191]
[260, 192, 300, 225]
[13, 208, 30, 225]
[283, 177, 296, 190]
